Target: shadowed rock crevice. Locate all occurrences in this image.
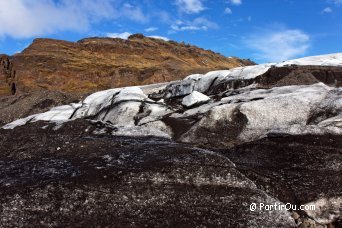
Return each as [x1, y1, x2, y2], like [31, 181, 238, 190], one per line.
[207, 78, 259, 96]
[307, 109, 339, 125]
[10, 83, 16, 95]
[162, 114, 198, 140]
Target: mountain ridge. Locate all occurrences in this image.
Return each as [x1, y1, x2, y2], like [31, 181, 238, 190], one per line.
[3, 34, 254, 96]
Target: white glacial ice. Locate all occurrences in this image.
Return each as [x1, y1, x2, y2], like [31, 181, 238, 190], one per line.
[182, 91, 210, 108]
[276, 53, 342, 67]
[2, 53, 342, 142]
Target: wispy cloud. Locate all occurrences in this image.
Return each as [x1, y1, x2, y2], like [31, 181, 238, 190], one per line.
[106, 32, 169, 41]
[106, 32, 132, 39]
[228, 0, 242, 6]
[245, 26, 310, 62]
[120, 3, 148, 23]
[322, 7, 333, 13]
[171, 17, 218, 32]
[224, 8, 233, 14]
[174, 0, 205, 14]
[154, 11, 172, 24]
[0, 0, 148, 39]
[148, 35, 169, 41]
[145, 27, 158, 32]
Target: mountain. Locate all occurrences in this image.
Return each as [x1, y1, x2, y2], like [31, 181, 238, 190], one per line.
[1, 53, 341, 227]
[0, 35, 254, 125]
[7, 34, 253, 95]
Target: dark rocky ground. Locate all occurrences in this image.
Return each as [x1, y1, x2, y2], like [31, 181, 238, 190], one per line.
[0, 119, 341, 227]
[218, 134, 342, 227]
[0, 91, 82, 125]
[0, 120, 290, 227]
[219, 134, 342, 204]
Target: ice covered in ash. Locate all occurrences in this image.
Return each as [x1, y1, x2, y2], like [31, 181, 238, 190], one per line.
[3, 103, 82, 129]
[2, 53, 342, 143]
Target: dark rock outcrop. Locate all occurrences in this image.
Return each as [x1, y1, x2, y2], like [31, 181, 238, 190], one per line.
[0, 55, 17, 96]
[259, 66, 342, 88]
[0, 90, 82, 125]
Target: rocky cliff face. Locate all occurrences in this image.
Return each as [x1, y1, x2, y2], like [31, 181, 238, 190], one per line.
[10, 34, 253, 95]
[0, 55, 17, 96]
[1, 53, 341, 227]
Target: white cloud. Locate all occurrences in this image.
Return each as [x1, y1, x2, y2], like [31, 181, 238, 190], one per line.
[228, 0, 242, 5]
[106, 32, 169, 41]
[0, 0, 147, 39]
[171, 17, 218, 32]
[148, 35, 169, 41]
[106, 32, 132, 39]
[145, 27, 158, 32]
[224, 7, 232, 14]
[155, 11, 172, 24]
[322, 7, 333, 13]
[120, 3, 148, 23]
[332, 0, 342, 4]
[174, 0, 205, 14]
[0, 0, 89, 38]
[246, 28, 310, 62]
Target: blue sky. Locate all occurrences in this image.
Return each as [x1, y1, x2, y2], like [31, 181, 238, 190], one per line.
[0, 0, 341, 63]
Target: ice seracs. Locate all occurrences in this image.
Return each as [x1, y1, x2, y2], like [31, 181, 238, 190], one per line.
[182, 91, 210, 108]
[168, 64, 272, 98]
[2, 53, 342, 144]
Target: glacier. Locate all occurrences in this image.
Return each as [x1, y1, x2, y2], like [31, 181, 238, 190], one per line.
[3, 53, 342, 146]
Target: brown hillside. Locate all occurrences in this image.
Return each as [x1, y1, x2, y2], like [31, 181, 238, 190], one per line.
[10, 34, 254, 94]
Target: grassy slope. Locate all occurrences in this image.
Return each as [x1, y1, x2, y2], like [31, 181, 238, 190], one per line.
[12, 35, 253, 94]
